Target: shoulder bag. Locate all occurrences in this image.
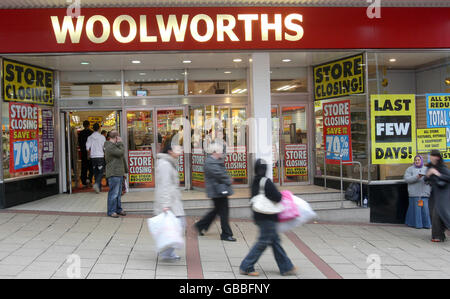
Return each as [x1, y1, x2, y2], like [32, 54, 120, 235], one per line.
[250, 177, 284, 214]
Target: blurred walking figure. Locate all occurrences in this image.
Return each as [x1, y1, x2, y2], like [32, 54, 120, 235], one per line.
[240, 159, 296, 276]
[404, 155, 431, 229]
[195, 142, 235, 241]
[86, 123, 106, 193]
[154, 144, 185, 261]
[104, 130, 128, 218]
[425, 150, 450, 242]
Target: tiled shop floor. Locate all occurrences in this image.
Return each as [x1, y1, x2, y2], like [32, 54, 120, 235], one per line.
[0, 211, 450, 279]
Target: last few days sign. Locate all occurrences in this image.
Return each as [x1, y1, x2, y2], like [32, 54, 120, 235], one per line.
[371, 94, 416, 164]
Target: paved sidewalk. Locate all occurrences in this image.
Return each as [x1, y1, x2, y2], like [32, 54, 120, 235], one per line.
[0, 211, 450, 279]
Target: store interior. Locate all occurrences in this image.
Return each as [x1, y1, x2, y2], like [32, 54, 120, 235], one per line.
[68, 110, 119, 192]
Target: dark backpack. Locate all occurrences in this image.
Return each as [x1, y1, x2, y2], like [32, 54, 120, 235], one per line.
[345, 183, 361, 203]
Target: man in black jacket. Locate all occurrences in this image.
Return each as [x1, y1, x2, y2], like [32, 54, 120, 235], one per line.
[195, 142, 236, 241]
[78, 120, 93, 187]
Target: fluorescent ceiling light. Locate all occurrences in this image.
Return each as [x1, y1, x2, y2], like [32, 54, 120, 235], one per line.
[80, 61, 90, 65]
[139, 73, 146, 76]
[389, 58, 396, 62]
[282, 59, 292, 62]
[182, 60, 192, 64]
[224, 71, 232, 74]
[132, 60, 141, 64]
[277, 85, 297, 91]
[233, 58, 242, 62]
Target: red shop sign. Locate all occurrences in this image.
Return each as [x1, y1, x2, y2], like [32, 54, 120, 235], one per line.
[0, 7, 448, 54]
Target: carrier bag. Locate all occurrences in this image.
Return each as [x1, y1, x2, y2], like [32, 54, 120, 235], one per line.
[146, 211, 184, 252]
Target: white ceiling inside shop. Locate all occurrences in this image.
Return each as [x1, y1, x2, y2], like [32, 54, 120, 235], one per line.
[0, 0, 448, 8]
[5, 51, 449, 72]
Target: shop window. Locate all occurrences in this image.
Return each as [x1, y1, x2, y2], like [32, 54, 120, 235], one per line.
[2, 102, 55, 180]
[271, 67, 308, 93]
[315, 96, 370, 180]
[124, 70, 184, 96]
[187, 69, 247, 95]
[60, 71, 121, 98]
[368, 52, 450, 180]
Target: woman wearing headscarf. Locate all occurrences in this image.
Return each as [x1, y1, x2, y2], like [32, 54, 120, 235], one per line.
[239, 159, 297, 277]
[425, 150, 450, 242]
[404, 155, 431, 229]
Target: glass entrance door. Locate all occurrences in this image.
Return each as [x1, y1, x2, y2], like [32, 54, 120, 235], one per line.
[280, 106, 309, 184]
[66, 110, 120, 193]
[127, 110, 155, 188]
[156, 108, 186, 186]
[189, 105, 248, 188]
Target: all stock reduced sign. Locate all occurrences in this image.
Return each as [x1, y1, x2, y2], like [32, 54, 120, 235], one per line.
[426, 93, 450, 161]
[313, 53, 365, 101]
[9, 103, 39, 172]
[322, 99, 352, 164]
[371, 94, 416, 164]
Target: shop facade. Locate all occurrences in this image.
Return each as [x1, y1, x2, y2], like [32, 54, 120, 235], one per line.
[0, 2, 449, 223]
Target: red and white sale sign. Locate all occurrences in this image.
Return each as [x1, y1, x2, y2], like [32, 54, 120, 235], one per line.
[128, 150, 154, 188]
[9, 102, 39, 173]
[225, 146, 247, 179]
[284, 144, 308, 177]
[322, 99, 352, 165]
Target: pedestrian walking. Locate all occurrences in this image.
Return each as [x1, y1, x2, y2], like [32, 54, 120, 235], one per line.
[404, 155, 431, 229]
[240, 159, 297, 276]
[104, 130, 128, 218]
[194, 142, 235, 241]
[425, 150, 450, 242]
[78, 120, 93, 187]
[154, 144, 185, 261]
[86, 123, 106, 193]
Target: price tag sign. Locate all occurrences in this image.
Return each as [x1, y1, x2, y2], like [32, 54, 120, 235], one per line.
[325, 135, 351, 161]
[13, 140, 39, 170]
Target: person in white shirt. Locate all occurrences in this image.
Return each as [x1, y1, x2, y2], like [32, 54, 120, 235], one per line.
[86, 123, 106, 193]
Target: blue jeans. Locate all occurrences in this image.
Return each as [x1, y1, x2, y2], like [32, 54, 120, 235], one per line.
[91, 158, 105, 190]
[240, 220, 294, 275]
[405, 197, 431, 229]
[107, 176, 123, 216]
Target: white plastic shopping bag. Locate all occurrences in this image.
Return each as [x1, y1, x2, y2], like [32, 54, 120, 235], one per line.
[146, 211, 184, 252]
[277, 195, 317, 233]
[292, 195, 317, 225]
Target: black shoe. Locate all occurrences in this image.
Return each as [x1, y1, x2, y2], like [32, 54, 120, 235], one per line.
[194, 223, 205, 236]
[221, 236, 236, 242]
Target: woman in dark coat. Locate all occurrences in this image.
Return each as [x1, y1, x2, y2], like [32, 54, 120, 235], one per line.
[425, 150, 450, 242]
[239, 159, 297, 276]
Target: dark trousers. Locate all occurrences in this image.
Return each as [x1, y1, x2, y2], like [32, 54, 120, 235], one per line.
[432, 204, 448, 241]
[91, 157, 105, 190]
[197, 197, 233, 238]
[80, 152, 93, 185]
